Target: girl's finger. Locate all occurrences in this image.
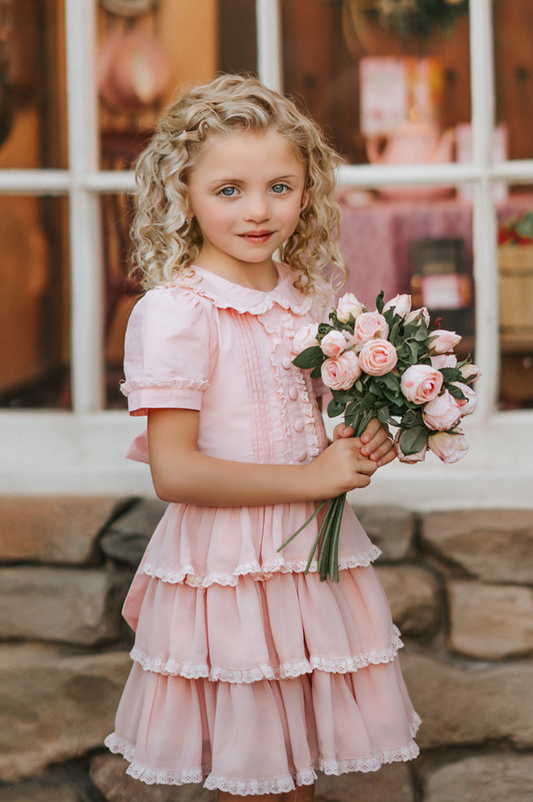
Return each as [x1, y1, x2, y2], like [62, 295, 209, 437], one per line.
[360, 418, 381, 444]
[360, 423, 391, 456]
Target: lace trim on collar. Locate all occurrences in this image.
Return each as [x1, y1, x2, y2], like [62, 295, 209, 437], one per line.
[157, 265, 314, 316]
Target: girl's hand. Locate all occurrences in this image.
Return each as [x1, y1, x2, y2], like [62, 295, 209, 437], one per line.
[306, 437, 378, 499]
[333, 418, 395, 468]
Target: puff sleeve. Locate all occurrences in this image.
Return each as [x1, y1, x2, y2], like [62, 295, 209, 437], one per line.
[121, 288, 211, 416]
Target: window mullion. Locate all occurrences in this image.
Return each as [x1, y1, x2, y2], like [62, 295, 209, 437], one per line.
[469, 0, 499, 421]
[256, 0, 283, 92]
[65, 0, 104, 413]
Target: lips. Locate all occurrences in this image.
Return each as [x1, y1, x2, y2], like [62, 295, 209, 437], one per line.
[238, 230, 274, 243]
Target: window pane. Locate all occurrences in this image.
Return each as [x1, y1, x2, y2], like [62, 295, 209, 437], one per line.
[498, 198, 533, 409]
[97, 0, 255, 170]
[282, 0, 471, 166]
[0, 196, 70, 408]
[101, 193, 139, 410]
[337, 184, 475, 352]
[494, 0, 533, 162]
[0, 0, 67, 169]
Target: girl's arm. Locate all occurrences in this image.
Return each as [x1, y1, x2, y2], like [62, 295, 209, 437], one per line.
[148, 408, 391, 507]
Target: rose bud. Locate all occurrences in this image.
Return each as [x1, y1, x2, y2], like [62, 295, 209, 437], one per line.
[422, 390, 463, 431]
[428, 431, 469, 463]
[383, 293, 412, 319]
[405, 307, 430, 327]
[394, 430, 427, 463]
[321, 351, 361, 390]
[452, 382, 478, 415]
[427, 329, 462, 354]
[354, 312, 389, 344]
[336, 293, 364, 323]
[292, 323, 319, 355]
[400, 364, 443, 404]
[320, 330, 347, 358]
[459, 363, 482, 383]
[430, 354, 457, 369]
[358, 339, 398, 376]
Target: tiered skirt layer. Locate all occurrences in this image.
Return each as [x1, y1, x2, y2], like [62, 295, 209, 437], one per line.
[105, 501, 421, 794]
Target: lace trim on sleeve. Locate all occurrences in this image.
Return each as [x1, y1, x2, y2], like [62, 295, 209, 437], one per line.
[120, 377, 209, 397]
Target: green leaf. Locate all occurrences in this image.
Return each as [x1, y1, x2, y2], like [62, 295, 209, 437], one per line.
[375, 290, 385, 314]
[399, 426, 428, 456]
[380, 372, 400, 392]
[318, 323, 332, 336]
[328, 399, 346, 418]
[310, 364, 322, 379]
[292, 346, 324, 369]
[447, 384, 466, 401]
[377, 406, 390, 424]
[440, 367, 462, 382]
[401, 408, 424, 428]
[331, 389, 354, 403]
[414, 326, 429, 342]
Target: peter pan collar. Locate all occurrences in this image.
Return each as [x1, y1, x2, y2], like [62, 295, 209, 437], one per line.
[184, 263, 314, 316]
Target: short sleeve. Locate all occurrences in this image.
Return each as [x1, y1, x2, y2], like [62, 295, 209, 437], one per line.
[121, 288, 211, 416]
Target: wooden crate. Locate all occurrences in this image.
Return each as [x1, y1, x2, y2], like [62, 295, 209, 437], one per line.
[498, 245, 533, 348]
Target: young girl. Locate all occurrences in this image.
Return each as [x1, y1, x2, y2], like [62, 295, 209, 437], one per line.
[105, 74, 420, 800]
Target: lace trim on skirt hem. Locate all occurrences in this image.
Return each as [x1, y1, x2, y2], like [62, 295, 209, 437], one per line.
[129, 634, 404, 682]
[141, 545, 382, 587]
[104, 727, 421, 793]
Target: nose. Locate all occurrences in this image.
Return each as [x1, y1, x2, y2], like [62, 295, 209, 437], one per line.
[243, 192, 271, 224]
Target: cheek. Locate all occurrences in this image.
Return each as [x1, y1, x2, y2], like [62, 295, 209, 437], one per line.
[194, 202, 236, 232]
[280, 196, 304, 229]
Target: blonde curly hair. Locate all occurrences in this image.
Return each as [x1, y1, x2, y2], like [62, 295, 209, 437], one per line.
[132, 74, 347, 293]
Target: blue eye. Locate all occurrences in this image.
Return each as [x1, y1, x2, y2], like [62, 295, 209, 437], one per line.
[272, 183, 289, 194]
[220, 186, 237, 197]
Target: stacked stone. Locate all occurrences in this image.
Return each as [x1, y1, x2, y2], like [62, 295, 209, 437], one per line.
[0, 500, 532, 801]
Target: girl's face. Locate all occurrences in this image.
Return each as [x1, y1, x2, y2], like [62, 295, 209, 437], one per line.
[186, 128, 306, 288]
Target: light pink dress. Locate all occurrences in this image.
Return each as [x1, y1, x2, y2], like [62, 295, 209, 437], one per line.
[105, 263, 420, 795]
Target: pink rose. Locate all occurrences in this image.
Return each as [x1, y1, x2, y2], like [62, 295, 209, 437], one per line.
[321, 351, 361, 390]
[423, 390, 463, 431]
[354, 312, 389, 344]
[427, 329, 462, 354]
[320, 330, 347, 358]
[428, 431, 469, 463]
[459, 363, 482, 383]
[453, 382, 478, 415]
[292, 323, 319, 355]
[383, 293, 412, 319]
[405, 307, 430, 327]
[336, 293, 364, 323]
[358, 339, 398, 376]
[394, 431, 427, 463]
[430, 354, 457, 369]
[400, 364, 443, 405]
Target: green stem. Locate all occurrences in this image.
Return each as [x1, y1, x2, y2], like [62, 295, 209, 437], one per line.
[276, 500, 327, 552]
[304, 504, 330, 575]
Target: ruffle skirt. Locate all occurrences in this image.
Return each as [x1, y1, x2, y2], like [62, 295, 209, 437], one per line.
[105, 500, 421, 795]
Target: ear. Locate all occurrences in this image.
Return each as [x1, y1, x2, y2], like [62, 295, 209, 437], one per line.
[300, 192, 310, 212]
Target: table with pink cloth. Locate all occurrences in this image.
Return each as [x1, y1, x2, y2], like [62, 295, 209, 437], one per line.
[337, 194, 533, 307]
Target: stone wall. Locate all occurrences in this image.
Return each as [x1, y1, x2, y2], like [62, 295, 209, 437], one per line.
[0, 498, 532, 802]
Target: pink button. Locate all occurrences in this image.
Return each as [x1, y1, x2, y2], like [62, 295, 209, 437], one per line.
[294, 419, 304, 433]
[298, 450, 308, 462]
[289, 387, 298, 401]
[282, 357, 291, 370]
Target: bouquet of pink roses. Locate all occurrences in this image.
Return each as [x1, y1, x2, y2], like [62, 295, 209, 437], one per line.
[278, 290, 481, 582]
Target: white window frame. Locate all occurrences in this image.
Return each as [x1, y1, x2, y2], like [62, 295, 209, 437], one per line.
[0, 0, 531, 507]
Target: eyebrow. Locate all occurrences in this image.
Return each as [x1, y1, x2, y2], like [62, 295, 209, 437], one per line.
[208, 174, 301, 187]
